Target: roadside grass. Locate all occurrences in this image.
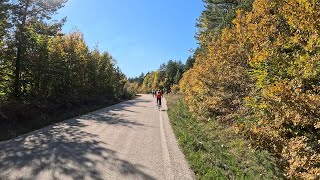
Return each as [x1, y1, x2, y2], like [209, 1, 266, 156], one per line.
[166, 94, 284, 180]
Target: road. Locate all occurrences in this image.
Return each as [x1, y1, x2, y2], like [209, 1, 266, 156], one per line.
[0, 94, 194, 180]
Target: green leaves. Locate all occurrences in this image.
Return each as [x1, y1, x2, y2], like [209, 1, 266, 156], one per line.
[0, 0, 130, 103]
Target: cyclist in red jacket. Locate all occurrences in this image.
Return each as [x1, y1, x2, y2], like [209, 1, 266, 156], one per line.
[156, 89, 163, 106]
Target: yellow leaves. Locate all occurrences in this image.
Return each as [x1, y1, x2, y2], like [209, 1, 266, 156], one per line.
[49, 32, 89, 63]
[282, 137, 320, 179]
[282, 0, 320, 35]
[287, 53, 320, 81]
[251, 50, 269, 66]
[139, 71, 161, 92]
[182, 0, 320, 178]
[263, 82, 285, 97]
[125, 82, 140, 94]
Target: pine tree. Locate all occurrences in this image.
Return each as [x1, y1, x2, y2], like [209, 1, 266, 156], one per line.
[184, 56, 195, 72]
[11, 0, 67, 98]
[174, 70, 182, 84]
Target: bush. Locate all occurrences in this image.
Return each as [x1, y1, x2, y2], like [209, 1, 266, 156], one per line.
[166, 95, 283, 179]
[170, 84, 180, 94]
[180, 0, 320, 178]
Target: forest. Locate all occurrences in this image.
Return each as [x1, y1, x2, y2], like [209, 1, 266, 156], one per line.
[0, 0, 131, 140]
[134, 0, 320, 179]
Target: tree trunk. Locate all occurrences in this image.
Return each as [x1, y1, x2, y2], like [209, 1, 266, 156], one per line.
[13, 0, 30, 98]
[14, 43, 22, 97]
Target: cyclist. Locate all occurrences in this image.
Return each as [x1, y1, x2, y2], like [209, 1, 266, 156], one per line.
[155, 89, 163, 107]
[151, 89, 155, 97]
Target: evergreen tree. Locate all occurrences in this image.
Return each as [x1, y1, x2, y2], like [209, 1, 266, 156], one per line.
[174, 70, 182, 84]
[184, 56, 195, 72]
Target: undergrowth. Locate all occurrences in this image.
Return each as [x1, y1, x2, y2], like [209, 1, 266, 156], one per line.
[166, 95, 284, 179]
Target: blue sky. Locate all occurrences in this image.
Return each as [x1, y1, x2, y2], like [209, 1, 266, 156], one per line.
[55, 0, 204, 78]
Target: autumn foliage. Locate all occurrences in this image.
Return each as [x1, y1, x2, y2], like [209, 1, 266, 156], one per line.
[0, 0, 131, 139]
[180, 0, 320, 179]
[0, 0, 129, 103]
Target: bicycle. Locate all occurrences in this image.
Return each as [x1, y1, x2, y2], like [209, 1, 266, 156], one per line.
[157, 103, 162, 111]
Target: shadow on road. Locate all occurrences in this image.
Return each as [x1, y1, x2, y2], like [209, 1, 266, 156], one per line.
[79, 97, 154, 129]
[0, 97, 156, 180]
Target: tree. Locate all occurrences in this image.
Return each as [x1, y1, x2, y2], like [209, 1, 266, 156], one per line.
[181, 0, 320, 178]
[159, 63, 166, 79]
[197, 0, 253, 33]
[184, 55, 195, 72]
[0, 0, 12, 101]
[196, 0, 254, 53]
[0, 0, 10, 41]
[137, 73, 145, 86]
[0, 0, 133, 142]
[174, 70, 182, 84]
[141, 71, 161, 92]
[164, 60, 184, 87]
[11, 0, 67, 98]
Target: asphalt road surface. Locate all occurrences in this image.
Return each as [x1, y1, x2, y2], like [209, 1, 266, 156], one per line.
[0, 94, 194, 180]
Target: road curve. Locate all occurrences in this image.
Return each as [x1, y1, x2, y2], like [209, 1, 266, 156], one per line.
[0, 94, 194, 180]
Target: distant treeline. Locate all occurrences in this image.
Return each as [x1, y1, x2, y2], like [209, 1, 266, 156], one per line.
[127, 57, 195, 94]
